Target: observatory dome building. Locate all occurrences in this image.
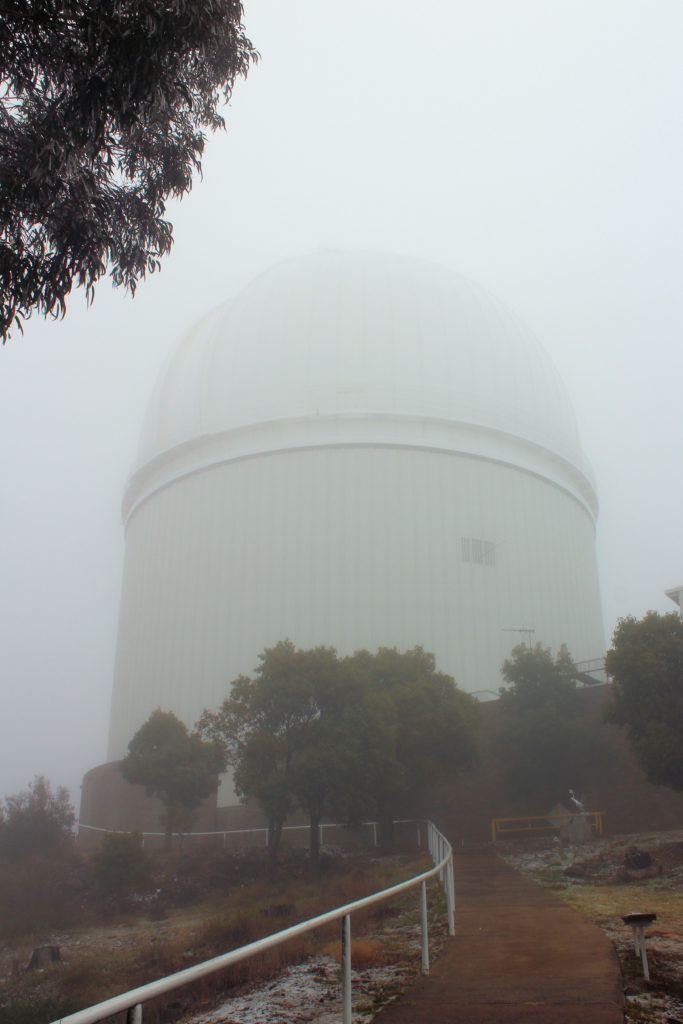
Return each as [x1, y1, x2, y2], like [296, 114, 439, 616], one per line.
[107, 251, 604, 787]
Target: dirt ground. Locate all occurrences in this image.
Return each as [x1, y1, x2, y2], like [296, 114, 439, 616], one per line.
[3, 832, 681, 1023]
[0, 853, 448, 1024]
[498, 829, 683, 1024]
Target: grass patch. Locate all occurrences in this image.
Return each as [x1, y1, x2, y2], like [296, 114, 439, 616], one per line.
[322, 936, 388, 969]
[559, 882, 683, 933]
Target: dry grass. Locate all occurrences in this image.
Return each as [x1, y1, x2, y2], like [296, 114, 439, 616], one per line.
[321, 936, 388, 969]
[0, 851, 432, 1024]
[559, 882, 683, 934]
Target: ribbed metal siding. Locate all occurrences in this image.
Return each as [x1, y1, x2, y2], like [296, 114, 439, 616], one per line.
[108, 445, 603, 760]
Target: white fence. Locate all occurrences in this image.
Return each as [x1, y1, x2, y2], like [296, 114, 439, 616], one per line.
[52, 821, 454, 1024]
[78, 818, 425, 850]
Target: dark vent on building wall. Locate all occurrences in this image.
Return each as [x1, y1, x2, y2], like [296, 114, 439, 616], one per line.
[461, 537, 496, 566]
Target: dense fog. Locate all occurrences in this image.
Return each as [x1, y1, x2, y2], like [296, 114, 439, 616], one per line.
[1, 0, 681, 811]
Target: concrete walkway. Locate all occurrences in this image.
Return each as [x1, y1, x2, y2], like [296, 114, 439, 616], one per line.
[373, 846, 624, 1023]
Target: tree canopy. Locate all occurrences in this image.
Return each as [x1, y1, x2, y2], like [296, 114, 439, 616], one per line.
[121, 709, 226, 848]
[199, 641, 390, 870]
[0, 775, 75, 859]
[347, 646, 479, 842]
[91, 830, 152, 895]
[605, 611, 683, 792]
[200, 641, 478, 868]
[494, 643, 603, 810]
[0, 0, 256, 340]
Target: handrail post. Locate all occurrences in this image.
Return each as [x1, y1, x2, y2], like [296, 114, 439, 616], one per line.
[446, 857, 455, 936]
[342, 914, 352, 1024]
[420, 880, 429, 974]
[126, 1004, 142, 1024]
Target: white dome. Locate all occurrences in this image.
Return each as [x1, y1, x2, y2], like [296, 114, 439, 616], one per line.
[127, 251, 596, 519]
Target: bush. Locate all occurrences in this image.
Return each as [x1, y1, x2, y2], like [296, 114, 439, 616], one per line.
[0, 776, 75, 860]
[92, 832, 153, 895]
[495, 644, 604, 810]
[0, 846, 87, 939]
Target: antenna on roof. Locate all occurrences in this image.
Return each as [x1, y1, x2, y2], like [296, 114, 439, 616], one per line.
[502, 627, 535, 649]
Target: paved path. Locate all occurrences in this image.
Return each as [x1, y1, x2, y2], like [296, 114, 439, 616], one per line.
[373, 846, 624, 1023]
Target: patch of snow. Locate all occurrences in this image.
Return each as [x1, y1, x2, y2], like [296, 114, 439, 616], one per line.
[187, 956, 408, 1024]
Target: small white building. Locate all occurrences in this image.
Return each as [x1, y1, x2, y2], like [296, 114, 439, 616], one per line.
[105, 251, 604, 808]
[665, 586, 683, 615]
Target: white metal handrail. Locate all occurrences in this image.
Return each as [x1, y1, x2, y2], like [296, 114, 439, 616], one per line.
[52, 821, 454, 1024]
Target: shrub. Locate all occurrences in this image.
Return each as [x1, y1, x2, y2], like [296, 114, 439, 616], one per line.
[91, 832, 153, 895]
[0, 777, 75, 860]
[0, 846, 86, 939]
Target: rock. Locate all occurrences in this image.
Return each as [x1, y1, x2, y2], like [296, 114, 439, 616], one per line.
[631, 863, 660, 880]
[612, 866, 631, 883]
[27, 945, 61, 970]
[624, 847, 652, 870]
[564, 861, 590, 878]
[612, 862, 660, 883]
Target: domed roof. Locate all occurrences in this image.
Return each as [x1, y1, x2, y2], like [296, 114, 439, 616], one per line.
[131, 251, 596, 517]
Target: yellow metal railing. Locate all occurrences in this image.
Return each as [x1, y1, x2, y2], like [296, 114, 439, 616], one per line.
[491, 811, 603, 843]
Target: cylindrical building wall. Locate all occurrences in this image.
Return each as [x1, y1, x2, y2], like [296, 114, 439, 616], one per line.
[108, 442, 603, 760]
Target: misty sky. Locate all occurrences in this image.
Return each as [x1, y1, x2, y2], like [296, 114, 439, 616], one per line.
[1, 0, 681, 813]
